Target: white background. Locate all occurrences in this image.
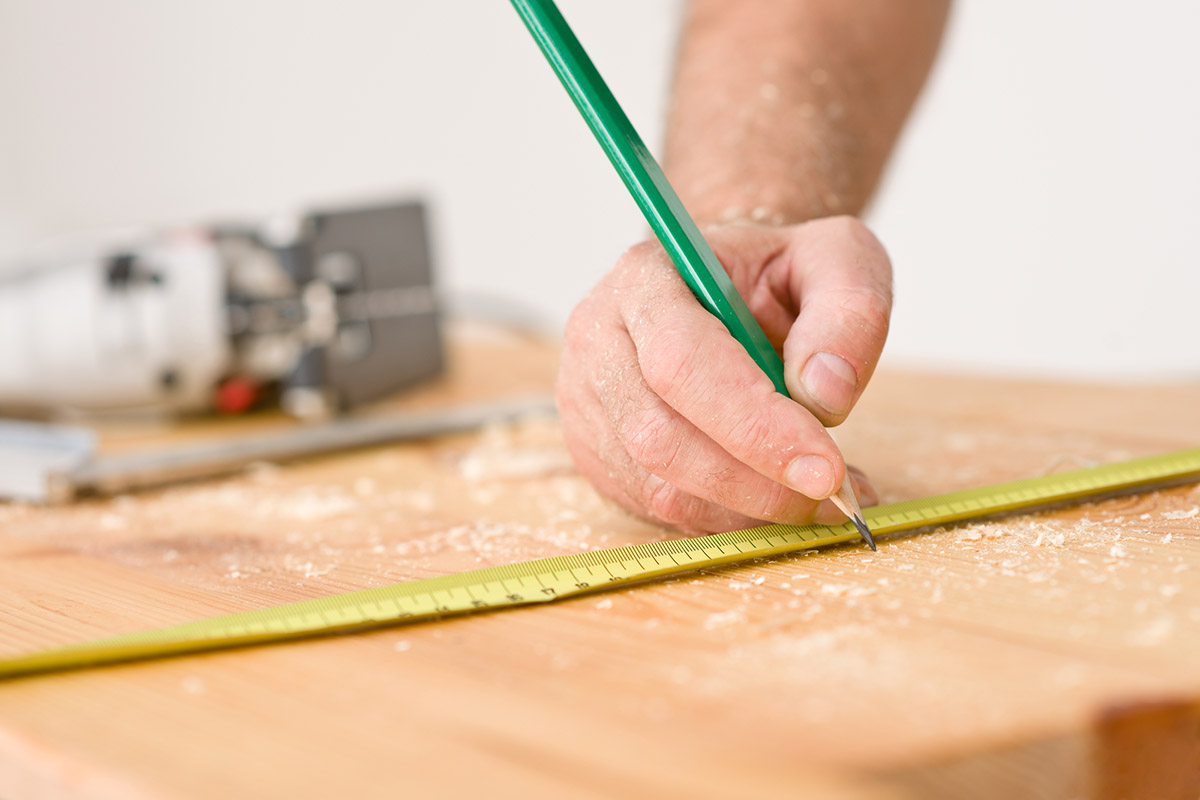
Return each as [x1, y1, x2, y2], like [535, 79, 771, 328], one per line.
[1, 1, 1196, 379]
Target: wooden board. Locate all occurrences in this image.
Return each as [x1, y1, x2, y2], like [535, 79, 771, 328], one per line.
[1, 324, 1198, 799]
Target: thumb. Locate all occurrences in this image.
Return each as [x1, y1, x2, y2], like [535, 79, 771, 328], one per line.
[780, 216, 893, 426]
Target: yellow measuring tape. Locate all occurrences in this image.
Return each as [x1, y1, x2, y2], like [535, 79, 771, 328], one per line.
[3, 447, 1199, 681]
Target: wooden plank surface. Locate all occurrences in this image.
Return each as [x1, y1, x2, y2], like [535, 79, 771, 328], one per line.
[1, 324, 1198, 799]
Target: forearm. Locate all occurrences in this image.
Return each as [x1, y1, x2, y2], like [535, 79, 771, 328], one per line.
[665, 0, 949, 225]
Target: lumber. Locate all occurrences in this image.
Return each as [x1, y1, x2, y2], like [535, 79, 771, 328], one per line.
[1, 324, 1198, 798]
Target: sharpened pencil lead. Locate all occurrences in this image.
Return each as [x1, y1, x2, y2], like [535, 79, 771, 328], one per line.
[829, 477, 876, 551]
[849, 514, 877, 551]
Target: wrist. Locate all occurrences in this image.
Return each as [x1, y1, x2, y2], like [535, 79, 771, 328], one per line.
[670, 158, 860, 228]
[688, 195, 852, 230]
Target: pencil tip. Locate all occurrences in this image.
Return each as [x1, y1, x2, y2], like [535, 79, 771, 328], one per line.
[829, 476, 877, 551]
[851, 515, 877, 551]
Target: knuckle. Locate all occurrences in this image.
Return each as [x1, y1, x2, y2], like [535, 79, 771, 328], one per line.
[562, 289, 606, 344]
[616, 239, 661, 269]
[838, 286, 892, 345]
[825, 215, 882, 252]
[562, 301, 587, 340]
[722, 411, 778, 461]
[556, 318, 605, 415]
[610, 241, 668, 293]
[560, 305, 595, 362]
[618, 407, 682, 472]
[639, 324, 700, 396]
[640, 476, 700, 527]
[818, 215, 893, 283]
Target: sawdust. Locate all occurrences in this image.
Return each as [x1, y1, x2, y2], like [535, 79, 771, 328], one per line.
[455, 417, 573, 482]
[703, 609, 747, 630]
[647, 479, 1200, 721]
[819, 582, 876, 599]
[0, 414, 617, 601]
[1162, 506, 1199, 520]
[8, 398, 1198, 733]
[390, 518, 593, 562]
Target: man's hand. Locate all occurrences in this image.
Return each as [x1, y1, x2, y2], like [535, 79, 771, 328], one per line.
[556, 217, 891, 533]
[553, 0, 945, 532]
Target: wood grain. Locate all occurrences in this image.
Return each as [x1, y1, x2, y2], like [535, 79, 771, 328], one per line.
[1, 324, 1198, 799]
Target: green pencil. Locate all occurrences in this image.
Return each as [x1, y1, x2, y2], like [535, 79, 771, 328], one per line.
[510, 0, 875, 550]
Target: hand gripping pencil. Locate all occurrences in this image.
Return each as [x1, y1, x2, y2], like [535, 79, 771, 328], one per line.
[510, 0, 876, 550]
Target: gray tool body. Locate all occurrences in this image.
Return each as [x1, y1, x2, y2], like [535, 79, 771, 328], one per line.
[0, 199, 561, 504]
[0, 200, 442, 418]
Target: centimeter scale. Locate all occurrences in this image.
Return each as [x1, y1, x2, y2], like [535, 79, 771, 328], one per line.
[1, 446, 1198, 680]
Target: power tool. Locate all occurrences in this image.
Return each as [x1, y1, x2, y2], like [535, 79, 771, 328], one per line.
[0, 200, 443, 418]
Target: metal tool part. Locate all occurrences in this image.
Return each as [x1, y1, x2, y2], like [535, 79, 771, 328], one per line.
[0, 199, 442, 418]
[0, 420, 95, 503]
[0, 395, 556, 503]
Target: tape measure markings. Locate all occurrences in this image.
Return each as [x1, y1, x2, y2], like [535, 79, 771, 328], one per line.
[1, 446, 1198, 681]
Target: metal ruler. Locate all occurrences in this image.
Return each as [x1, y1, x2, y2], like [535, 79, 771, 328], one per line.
[2, 447, 1199, 681]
